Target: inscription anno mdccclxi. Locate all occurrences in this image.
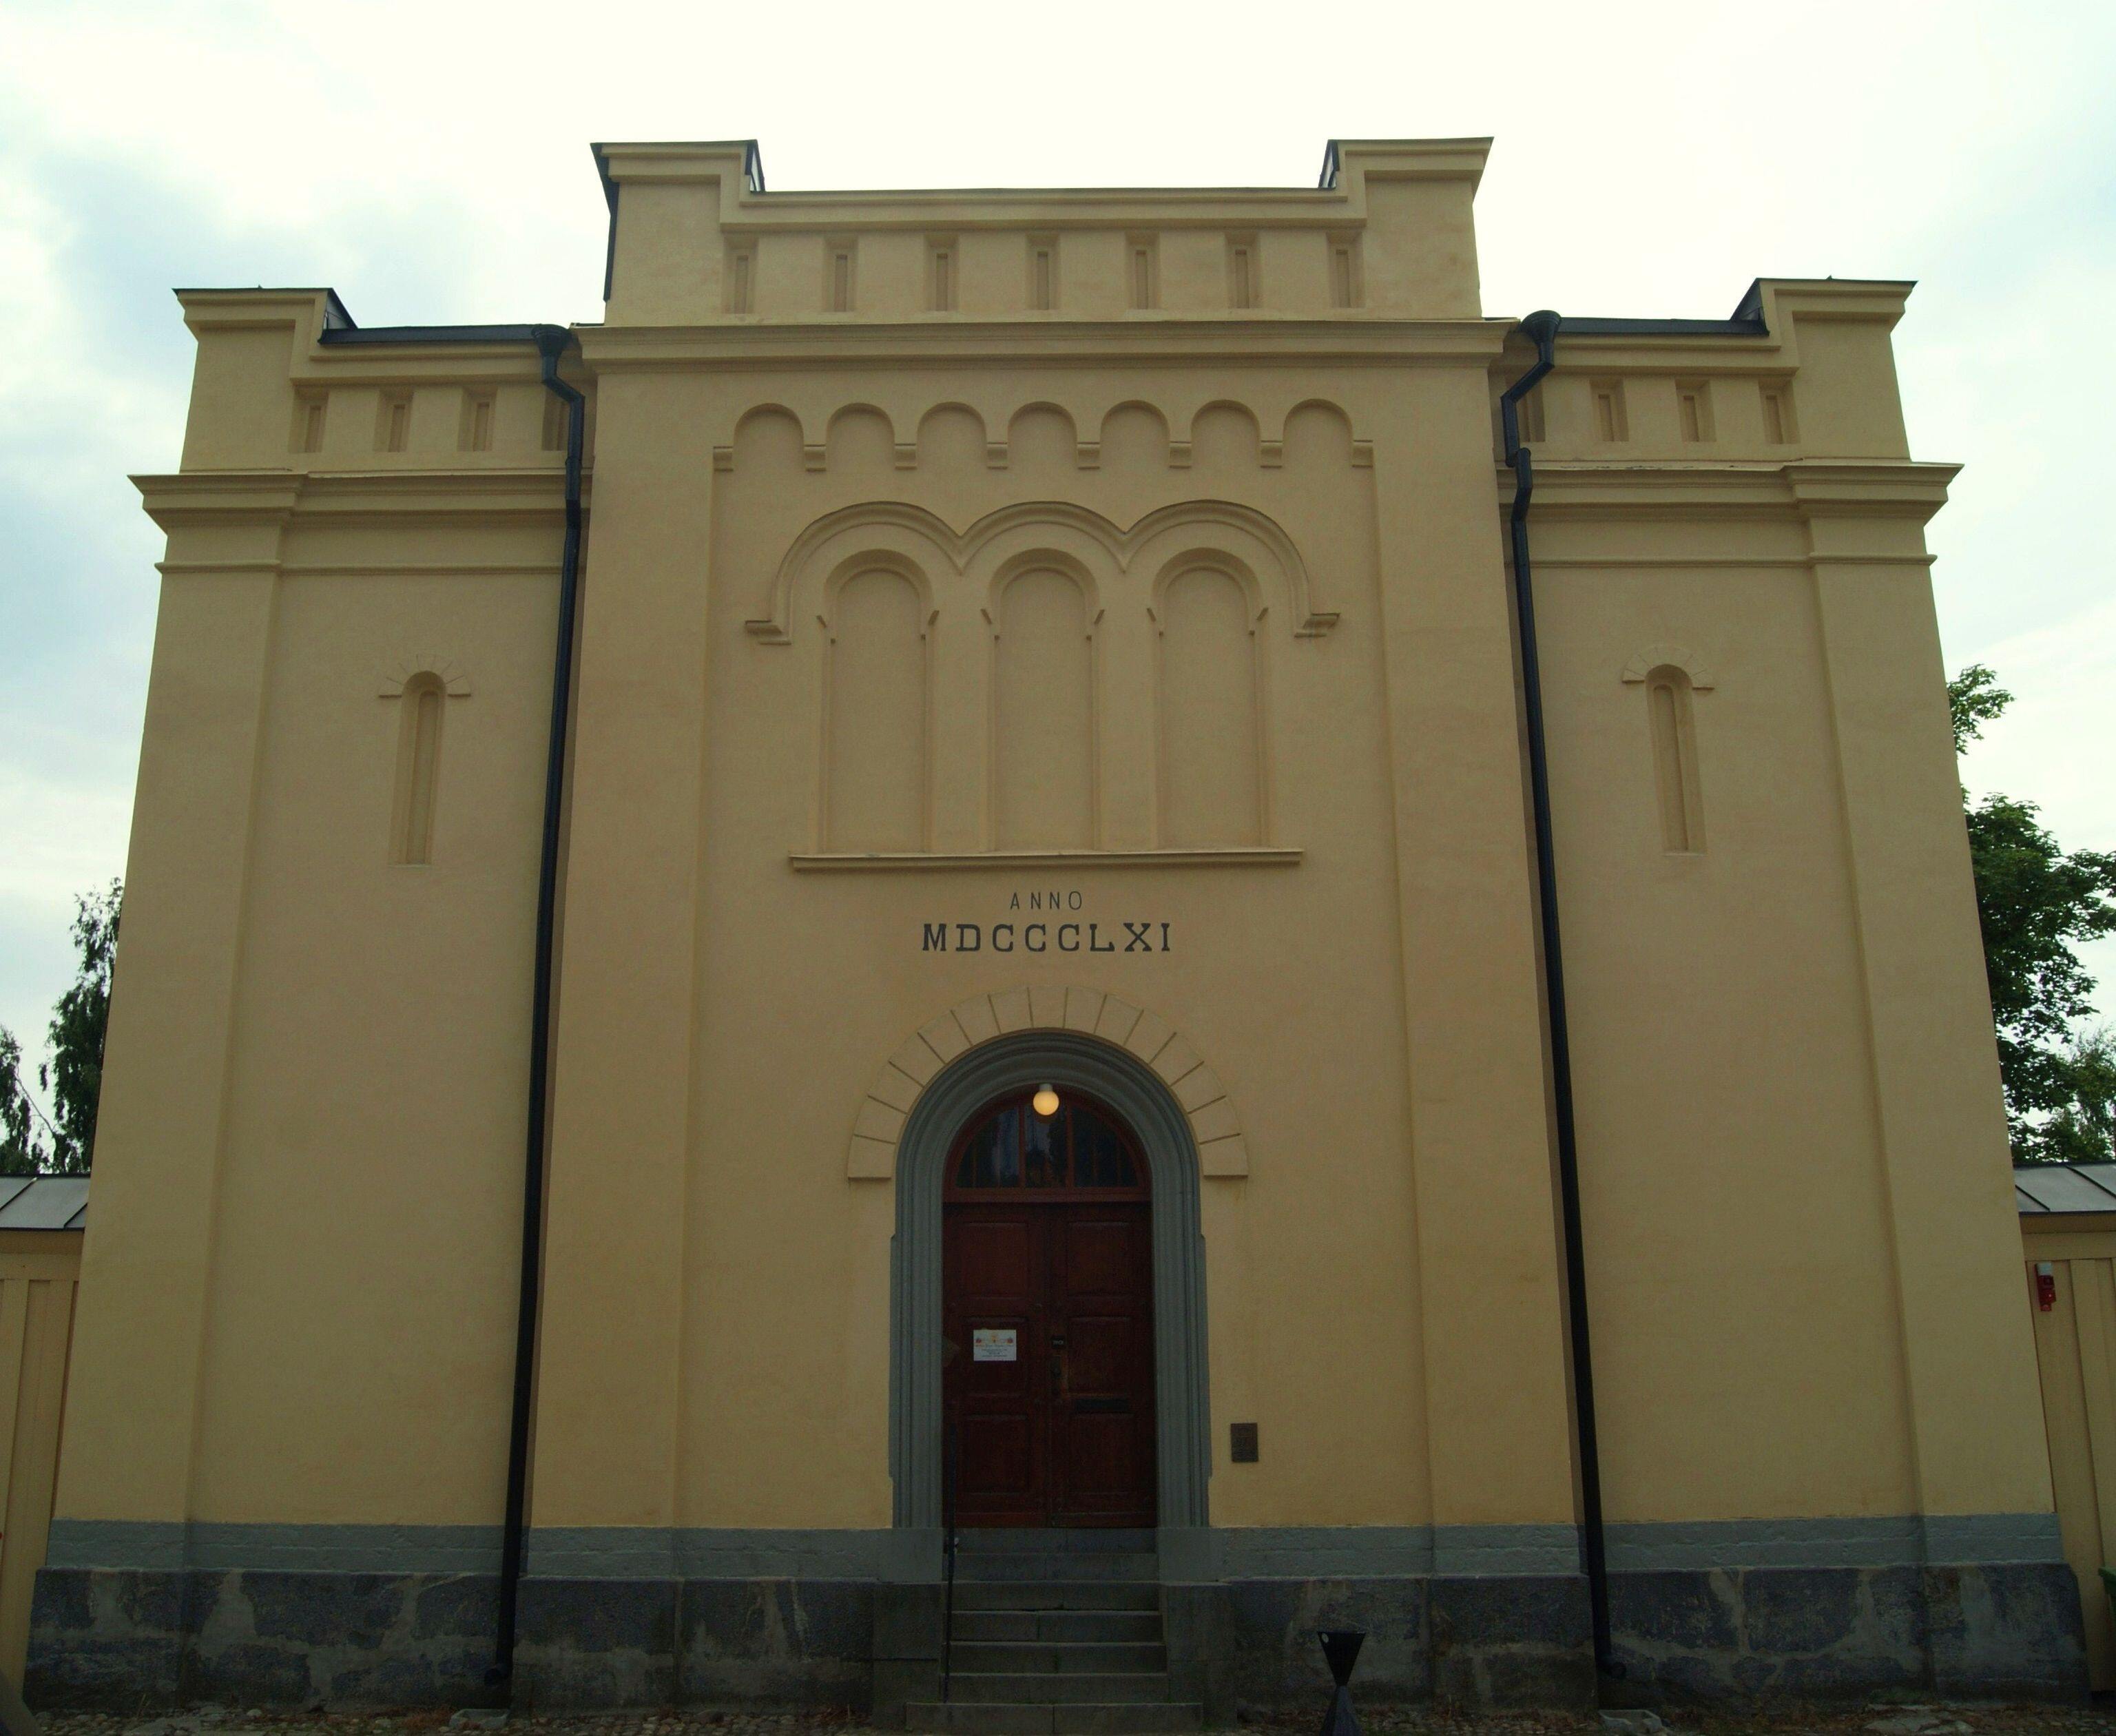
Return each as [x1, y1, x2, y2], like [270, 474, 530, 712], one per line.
[920, 888, 1171, 954]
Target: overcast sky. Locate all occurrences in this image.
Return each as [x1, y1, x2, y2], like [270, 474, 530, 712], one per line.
[3, 0, 2112, 1078]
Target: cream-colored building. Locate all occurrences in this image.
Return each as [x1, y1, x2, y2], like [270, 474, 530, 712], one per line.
[28, 139, 2085, 1720]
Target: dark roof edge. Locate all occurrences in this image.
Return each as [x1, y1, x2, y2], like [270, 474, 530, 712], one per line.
[177, 289, 557, 347]
[1560, 318, 1768, 338]
[319, 322, 551, 347]
[1550, 280, 1771, 340]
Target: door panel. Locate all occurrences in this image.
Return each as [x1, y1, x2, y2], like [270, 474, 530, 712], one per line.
[945, 1205, 1048, 1523]
[1050, 1208, 1154, 1522]
[944, 1198, 1154, 1527]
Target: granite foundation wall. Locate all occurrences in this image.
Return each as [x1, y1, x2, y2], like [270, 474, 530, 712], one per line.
[27, 1525, 2088, 1713]
[1188, 1574, 1595, 1711]
[1606, 1562, 2085, 1703]
[515, 1578, 874, 1711]
[27, 1567, 499, 1708]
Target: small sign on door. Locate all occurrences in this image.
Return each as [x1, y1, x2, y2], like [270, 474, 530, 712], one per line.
[973, 1328, 1018, 1363]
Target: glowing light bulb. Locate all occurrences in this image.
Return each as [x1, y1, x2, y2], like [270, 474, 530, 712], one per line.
[1032, 1085, 1060, 1118]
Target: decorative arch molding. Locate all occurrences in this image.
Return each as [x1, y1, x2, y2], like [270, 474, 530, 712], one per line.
[712, 396, 1369, 471]
[885, 1024, 1214, 1542]
[748, 498, 1336, 645]
[1148, 547, 1267, 625]
[377, 660, 471, 698]
[1621, 643, 1716, 689]
[816, 548, 937, 630]
[849, 985, 1248, 1181]
[984, 544, 1106, 623]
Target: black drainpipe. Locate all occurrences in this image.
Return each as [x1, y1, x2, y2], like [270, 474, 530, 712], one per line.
[1500, 311, 1621, 1684]
[488, 324, 586, 1693]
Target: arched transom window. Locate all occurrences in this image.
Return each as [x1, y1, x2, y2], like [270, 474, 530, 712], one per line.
[948, 1090, 1145, 1197]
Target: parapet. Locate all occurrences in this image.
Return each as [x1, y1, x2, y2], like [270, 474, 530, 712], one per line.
[593, 137, 1492, 325]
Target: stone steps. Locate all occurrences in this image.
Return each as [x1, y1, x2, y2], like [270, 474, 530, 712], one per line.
[905, 1542, 1191, 1735]
[952, 1551, 1160, 1582]
[948, 1640, 1168, 1674]
[903, 1706, 1203, 1735]
[949, 1580, 1159, 1611]
[946, 1671, 1180, 1704]
[950, 1609, 1163, 1644]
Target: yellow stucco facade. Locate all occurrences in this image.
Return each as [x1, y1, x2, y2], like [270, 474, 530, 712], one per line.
[29, 140, 2084, 1717]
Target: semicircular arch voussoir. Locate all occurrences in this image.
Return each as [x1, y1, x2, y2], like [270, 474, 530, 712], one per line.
[847, 986, 1247, 1181]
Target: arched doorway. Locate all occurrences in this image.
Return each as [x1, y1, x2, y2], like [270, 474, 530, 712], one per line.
[944, 1088, 1156, 1527]
[889, 1029, 1210, 1544]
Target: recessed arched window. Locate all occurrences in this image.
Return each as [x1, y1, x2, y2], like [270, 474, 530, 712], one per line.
[993, 566, 1096, 849]
[391, 671, 447, 865]
[947, 1091, 1145, 1197]
[1645, 664, 1705, 854]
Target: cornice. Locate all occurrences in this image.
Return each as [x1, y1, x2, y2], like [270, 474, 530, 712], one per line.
[295, 344, 552, 383]
[1781, 457, 1959, 517]
[791, 847, 1302, 872]
[579, 318, 1506, 371]
[1512, 458, 1958, 525]
[134, 473, 303, 533]
[135, 468, 587, 533]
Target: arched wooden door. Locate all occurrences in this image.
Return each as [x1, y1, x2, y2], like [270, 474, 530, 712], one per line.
[942, 1088, 1156, 1527]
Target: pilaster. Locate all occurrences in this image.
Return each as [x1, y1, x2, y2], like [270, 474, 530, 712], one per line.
[1365, 366, 1579, 1542]
[1798, 463, 2057, 1527]
[53, 479, 295, 1525]
[529, 369, 712, 1532]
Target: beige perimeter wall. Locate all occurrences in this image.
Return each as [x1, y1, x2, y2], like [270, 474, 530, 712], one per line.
[2022, 1213, 2116, 1687]
[0, 1230, 82, 1682]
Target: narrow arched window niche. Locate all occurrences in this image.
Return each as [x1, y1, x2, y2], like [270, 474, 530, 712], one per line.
[821, 562, 931, 853]
[1644, 664, 1706, 855]
[389, 672, 448, 865]
[990, 562, 1098, 851]
[1154, 560, 1266, 848]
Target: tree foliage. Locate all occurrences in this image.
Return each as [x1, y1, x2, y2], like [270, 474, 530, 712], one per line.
[0, 879, 121, 1175]
[1950, 665, 2116, 1163]
[0, 1029, 50, 1172]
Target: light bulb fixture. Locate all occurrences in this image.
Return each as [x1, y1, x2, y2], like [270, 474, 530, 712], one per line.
[1032, 1085, 1060, 1118]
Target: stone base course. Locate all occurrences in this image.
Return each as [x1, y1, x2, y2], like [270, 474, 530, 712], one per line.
[28, 1560, 2086, 1715]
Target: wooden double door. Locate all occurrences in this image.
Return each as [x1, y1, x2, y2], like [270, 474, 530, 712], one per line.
[942, 1091, 1156, 1527]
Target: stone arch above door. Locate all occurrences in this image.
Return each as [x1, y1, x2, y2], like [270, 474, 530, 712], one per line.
[886, 1024, 1214, 1541]
[847, 985, 1249, 1181]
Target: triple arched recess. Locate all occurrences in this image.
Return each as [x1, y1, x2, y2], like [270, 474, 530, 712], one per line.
[764, 500, 1323, 856]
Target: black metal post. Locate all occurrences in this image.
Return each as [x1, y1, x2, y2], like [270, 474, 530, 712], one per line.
[1316, 1628, 1364, 1736]
[488, 325, 585, 1692]
[1501, 310, 1622, 1683]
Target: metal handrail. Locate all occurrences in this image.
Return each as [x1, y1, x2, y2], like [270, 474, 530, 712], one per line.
[941, 1420, 960, 1703]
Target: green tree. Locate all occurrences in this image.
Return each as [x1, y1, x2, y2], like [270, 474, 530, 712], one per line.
[1950, 665, 2116, 1162]
[0, 879, 122, 1176]
[2035, 1028, 2116, 1166]
[0, 1028, 54, 1173]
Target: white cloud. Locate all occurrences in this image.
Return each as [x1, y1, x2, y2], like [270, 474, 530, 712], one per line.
[3, 0, 2113, 1057]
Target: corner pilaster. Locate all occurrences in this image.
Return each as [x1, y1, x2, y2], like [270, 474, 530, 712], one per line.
[54, 478, 296, 1529]
[1797, 462, 2057, 1530]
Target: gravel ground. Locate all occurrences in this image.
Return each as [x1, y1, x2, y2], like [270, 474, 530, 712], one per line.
[28, 1706, 2116, 1736]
